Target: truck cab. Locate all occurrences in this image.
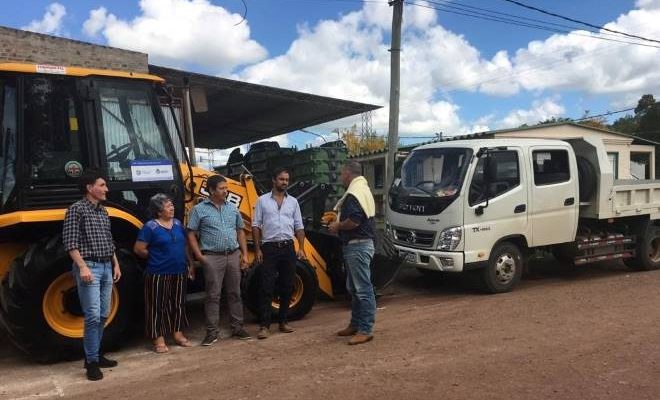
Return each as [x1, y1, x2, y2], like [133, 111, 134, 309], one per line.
[386, 138, 581, 291]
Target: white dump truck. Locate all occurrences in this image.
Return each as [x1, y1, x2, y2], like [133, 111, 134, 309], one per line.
[385, 136, 660, 293]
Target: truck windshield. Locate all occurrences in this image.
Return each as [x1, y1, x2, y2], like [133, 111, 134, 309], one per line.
[98, 84, 170, 181]
[398, 147, 472, 197]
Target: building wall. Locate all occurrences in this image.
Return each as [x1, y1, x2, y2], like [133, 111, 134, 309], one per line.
[0, 26, 148, 73]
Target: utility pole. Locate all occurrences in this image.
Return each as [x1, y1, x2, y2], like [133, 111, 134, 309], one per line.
[386, 0, 403, 192]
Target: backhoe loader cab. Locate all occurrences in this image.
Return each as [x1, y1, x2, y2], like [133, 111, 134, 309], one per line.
[0, 66, 183, 219]
[0, 64, 188, 362]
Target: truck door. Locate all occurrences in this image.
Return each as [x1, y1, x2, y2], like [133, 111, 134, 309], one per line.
[528, 147, 578, 246]
[464, 148, 528, 264]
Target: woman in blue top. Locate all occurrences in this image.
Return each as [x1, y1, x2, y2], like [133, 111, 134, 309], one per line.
[134, 194, 193, 353]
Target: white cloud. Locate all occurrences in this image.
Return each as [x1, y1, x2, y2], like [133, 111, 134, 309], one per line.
[75, 0, 660, 144]
[82, 7, 108, 37]
[636, 0, 660, 10]
[22, 3, 66, 35]
[82, 0, 267, 72]
[238, 5, 501, 137]
[485, 5, 660, 99]
[497, 98, 566, 128]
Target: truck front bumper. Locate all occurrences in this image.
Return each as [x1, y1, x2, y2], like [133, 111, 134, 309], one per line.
[393, 244, 464, 272]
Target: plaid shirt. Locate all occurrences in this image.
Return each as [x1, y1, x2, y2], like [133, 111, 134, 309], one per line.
[62, 198, 115, 259]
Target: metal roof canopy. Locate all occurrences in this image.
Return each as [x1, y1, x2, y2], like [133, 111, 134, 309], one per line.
[149, 65, 380, 149]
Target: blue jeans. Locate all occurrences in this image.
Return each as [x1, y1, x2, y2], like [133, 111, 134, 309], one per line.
[343, 240, 376, 335]
[72, 261, 113, 363]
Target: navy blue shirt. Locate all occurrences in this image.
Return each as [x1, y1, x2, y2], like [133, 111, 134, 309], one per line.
[137, 219, 187, 275]
[339, 194, 375, 244]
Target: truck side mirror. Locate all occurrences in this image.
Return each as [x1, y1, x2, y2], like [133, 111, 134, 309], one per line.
[475, 205, 485, 216]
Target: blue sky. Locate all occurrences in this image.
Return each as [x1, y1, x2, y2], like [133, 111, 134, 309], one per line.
[2, 0, 660, 158]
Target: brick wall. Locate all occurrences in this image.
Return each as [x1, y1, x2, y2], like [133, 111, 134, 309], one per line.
[0, 26, 148, 73]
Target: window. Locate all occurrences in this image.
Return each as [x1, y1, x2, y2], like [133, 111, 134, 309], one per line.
[23, 77, 85, 183]
[630, 152, 650, 180]
[0, 79, 17, 209]
[99, 85, 169, 181]
[374, 163, 384, 189]
[607, 152, 619, 179]
[400, 147, 472, 198]
[533, 150, 570, 185]
[469, 150, 520, 206]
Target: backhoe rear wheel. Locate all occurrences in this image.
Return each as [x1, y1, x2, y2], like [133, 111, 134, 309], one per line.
[244, 260, 318, 322]
[0, 236, 141, 363]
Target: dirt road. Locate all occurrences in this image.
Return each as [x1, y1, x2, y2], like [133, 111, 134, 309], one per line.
[2, 259, 660, 400]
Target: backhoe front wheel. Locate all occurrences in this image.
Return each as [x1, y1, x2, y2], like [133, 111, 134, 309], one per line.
[244, 261, 318, 321]
[0, 237, 141, 363]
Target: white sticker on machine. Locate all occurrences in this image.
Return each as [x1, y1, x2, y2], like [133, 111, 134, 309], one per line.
[130, 160, 174, 182]
[36, 64, 67, 75]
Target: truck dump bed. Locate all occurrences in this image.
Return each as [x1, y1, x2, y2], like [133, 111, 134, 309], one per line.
[608, 180, 660, 219]
[568, 137, 660, 221]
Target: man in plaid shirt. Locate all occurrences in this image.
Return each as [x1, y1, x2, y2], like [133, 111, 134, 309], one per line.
[62, 169, 121, 381]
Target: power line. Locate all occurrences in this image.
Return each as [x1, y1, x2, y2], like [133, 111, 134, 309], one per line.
[407, 1, 660, 49]
[571, 107, 636, 122]
[499, 0, 660, 45]
[233, 0, 248, 26]
[299, 128, 328, 143]
[425, 0, 634, 41]
[276, 0, 660, 93]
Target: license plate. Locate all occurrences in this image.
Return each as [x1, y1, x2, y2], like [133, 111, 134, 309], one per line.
[399, 250, 417, 263]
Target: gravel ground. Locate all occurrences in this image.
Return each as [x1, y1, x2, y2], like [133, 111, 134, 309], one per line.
[2, 258, 660, 400]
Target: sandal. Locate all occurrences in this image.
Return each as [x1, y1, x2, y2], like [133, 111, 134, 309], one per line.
[154, 343, 169, 354]
[175, 338, 193, 347]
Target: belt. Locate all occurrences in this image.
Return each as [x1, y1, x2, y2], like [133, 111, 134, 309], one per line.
[262, 239, 294, 248]
[347, 238, 373, 244]
[202, 249, 239, 256]
[84, 256, 112, 263]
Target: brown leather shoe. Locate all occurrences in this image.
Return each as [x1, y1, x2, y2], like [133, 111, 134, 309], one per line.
[348, 333, 373, 345]
[336, 325, 358, 337]
[257, 326, 270, 340]
[279, 323, 294, 333]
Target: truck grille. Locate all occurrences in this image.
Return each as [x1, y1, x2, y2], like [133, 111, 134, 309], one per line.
[392, 227, 436, 248]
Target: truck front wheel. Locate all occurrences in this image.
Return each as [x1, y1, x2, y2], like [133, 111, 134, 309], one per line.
[480, 242, 523, 293]
[624, 221, 660, 271]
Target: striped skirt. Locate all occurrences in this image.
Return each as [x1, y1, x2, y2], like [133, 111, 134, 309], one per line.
[144, 273, 188, 339]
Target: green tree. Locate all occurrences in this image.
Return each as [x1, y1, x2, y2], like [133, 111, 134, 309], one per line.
[610, 114, 637, 134]
[609, 94, 660, 141]
[635, 94, 660, 142]
[577, 117, 608, 130]
[333, 125, 386, 156]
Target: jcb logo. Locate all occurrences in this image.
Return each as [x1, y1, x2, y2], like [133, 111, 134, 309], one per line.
[197, 184, 243, 208]
[226, 192, 242, 208]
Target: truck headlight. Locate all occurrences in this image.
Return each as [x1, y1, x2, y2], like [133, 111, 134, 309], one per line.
[438, 226, 462, 251]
